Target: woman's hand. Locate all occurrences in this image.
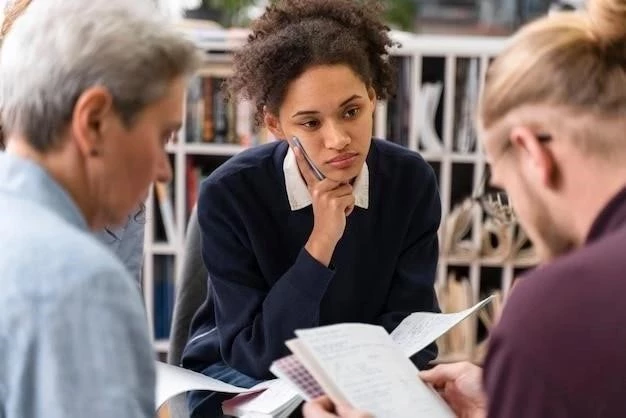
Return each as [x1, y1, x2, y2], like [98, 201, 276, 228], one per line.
[292, 144, 355, 266]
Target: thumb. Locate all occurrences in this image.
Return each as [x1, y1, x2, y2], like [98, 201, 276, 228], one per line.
[419, 363, 468, 385]
[419, 367, 443, 382]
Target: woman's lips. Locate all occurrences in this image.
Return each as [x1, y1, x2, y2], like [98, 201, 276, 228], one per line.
[327, 153, 358, 169]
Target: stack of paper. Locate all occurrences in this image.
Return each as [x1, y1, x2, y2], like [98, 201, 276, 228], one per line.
[222, 380, 302, 418]
[154, 362, 301, 417]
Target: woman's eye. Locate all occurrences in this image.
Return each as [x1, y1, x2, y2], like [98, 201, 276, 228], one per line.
[301, 120, 319, 129]
[345, 107, 360, 119]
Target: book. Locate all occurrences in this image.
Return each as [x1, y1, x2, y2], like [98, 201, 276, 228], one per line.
[154, 182, 176, 244]
[270, 297, 493, 417]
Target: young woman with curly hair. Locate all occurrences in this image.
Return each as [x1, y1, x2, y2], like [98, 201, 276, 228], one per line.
[181, 1, 442, 415]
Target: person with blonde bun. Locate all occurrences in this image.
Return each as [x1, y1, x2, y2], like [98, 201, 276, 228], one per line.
[305, 0, 626, 416]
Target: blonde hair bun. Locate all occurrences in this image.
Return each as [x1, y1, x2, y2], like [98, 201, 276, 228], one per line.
[587, 0, 626, 45]
[1, 0, 33, 39]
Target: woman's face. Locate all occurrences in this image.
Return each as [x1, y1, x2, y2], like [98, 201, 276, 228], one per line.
[266, 64, 376, 183]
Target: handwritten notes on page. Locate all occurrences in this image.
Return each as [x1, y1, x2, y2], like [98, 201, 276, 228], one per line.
[295, 324, 455, 418]
[390, 296, 495, 357]
[154, 361, 273, 411]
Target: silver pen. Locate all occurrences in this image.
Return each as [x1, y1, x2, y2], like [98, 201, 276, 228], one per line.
[289, 136, 325, 181]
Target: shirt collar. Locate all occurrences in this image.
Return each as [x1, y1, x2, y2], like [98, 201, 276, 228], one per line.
[586, 186, 626, 244]
[0, 152, 89, 231]
[283, 147, 369, 211]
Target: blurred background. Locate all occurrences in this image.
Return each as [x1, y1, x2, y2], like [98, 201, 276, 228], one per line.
[158, 0, 584, 34]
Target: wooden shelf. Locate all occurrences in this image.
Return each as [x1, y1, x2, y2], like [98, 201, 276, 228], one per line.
[183, 143, 246, 156]
[442, 255, 539, 268]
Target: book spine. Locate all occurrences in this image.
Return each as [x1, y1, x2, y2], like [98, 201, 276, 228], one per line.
[155, 182, 177, 245]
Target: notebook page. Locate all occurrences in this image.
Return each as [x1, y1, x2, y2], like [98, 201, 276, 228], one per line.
[154, 362, 273, 410]
[295, 324, 454, 418]
[391, 295, 494, 357]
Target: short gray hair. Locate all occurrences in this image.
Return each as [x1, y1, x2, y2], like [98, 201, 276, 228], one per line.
[0, 0, 201, 151]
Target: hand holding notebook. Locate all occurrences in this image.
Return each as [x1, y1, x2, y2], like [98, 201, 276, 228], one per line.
[270, 296, 494, 418]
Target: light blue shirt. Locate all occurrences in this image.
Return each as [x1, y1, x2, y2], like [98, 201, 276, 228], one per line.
[95, 211, 146, 287]
[0, 153, 154, 418]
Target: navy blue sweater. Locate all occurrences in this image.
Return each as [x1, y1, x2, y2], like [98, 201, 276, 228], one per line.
[182, 139, 441, 379]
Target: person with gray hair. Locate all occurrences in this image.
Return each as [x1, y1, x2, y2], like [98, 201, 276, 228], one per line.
[0, 0, 200, 417]
[1, 0, 146, 290]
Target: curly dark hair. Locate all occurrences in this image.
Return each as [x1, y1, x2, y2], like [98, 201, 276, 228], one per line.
[226, 0, 398, 125]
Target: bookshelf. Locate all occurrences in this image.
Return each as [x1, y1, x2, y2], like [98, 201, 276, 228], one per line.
[143, 27, 537, 362]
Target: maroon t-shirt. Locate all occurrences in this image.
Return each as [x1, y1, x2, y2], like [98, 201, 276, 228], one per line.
[484, 187, 626, 418]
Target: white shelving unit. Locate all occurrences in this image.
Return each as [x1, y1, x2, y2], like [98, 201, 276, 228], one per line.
[143, 29, 536, 360]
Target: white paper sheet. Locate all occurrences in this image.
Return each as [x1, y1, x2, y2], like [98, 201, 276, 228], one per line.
[390, 295, 494, 357]
[154, 361, 274, 410]
[295, 324, 455, 418]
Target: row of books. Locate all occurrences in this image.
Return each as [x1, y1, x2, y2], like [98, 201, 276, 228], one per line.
[151, 158, 225, 245]
[185, 75, 271, 146]
[185, 155, 219, 219]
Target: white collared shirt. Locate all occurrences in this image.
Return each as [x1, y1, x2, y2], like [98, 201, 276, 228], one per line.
[283, 147, 369, 211]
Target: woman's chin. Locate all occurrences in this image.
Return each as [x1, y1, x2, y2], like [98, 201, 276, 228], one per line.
[326, 163, 364, 184]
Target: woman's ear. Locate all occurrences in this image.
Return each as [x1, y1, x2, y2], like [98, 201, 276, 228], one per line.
[264, 111, 285, 140]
